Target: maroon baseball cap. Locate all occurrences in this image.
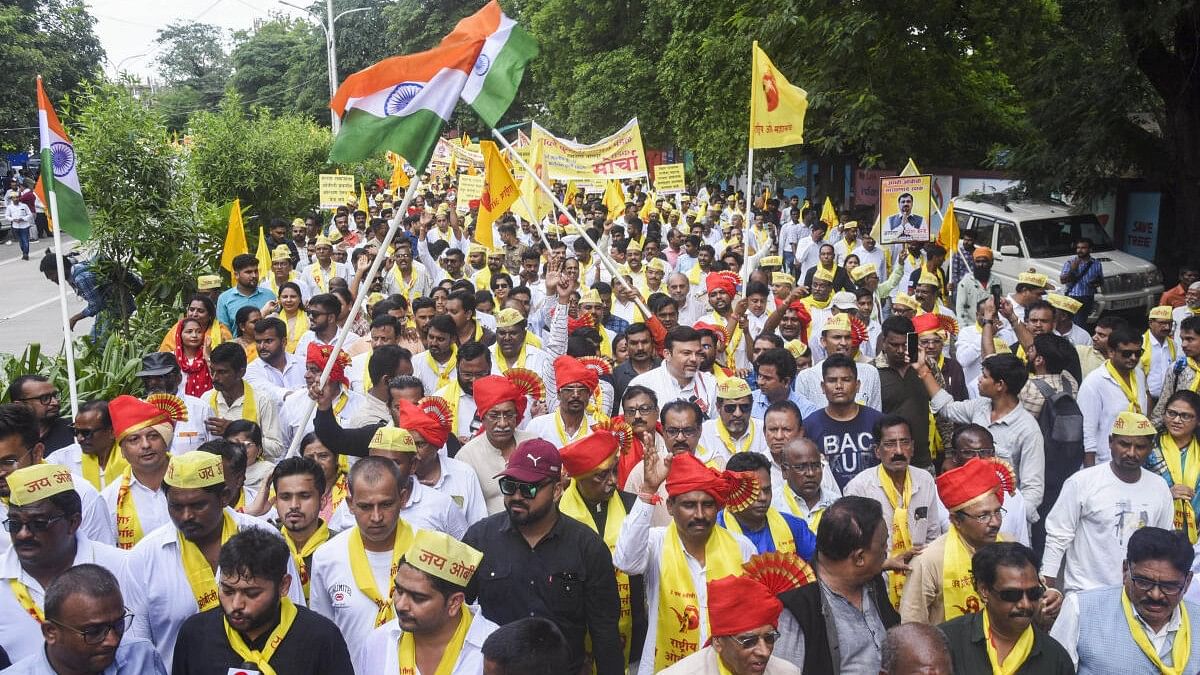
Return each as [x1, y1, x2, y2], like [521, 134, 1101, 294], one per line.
[494, 439, 562, 483]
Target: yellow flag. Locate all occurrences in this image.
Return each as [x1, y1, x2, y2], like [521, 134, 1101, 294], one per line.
[254, 226, 271, 274]
[638, 191, 655, 221]
[390, 156, 410, 190]
[820, 196, 837, 227]
[512, 138, 552, 224]
[603, 179, 627, 220]
[461, 132, 471, 148]
[357, 182, 368, 214]
[749, 41, 808, 149]
[220, 199, 249, 275]
[936, 201, 960, 252]
[564, 180, 577, 203]
[477, 141, 520, 250]
[900, 158, 920, 176]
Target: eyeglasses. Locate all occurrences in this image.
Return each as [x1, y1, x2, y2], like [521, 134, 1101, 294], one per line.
[1118, 348, 1146, 359]
[782, 461, 823, 474]
[624, 404, 656, 416]
[1128, 571, 1189, 596]
[957, 506, 1007, 524]
[560, 386, 592, 397]
[71, 426, 108, 439]
[3, 514, 66, 534]
[306, 310, 332, 318]
[498, 477, 551, 499]
[16, 391, 60, 406]
[722, 403, 752, 414]
[725, 630, 781, 649]
[664, 426, 698, 438]
[952, 447, 996, 460]
[880, 438, 914, 449]
[0, 448, 34, 469]
[1165, 409, 1198, 422]
[49, 612, 134, 645]
[992, 585, 1046, 603]
[485, 410, 518, 423]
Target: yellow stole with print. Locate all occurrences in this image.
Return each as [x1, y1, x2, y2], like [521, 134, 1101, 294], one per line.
[310, 262, 339, 293]
[7, 579, 43, 623]
[654, 522, 744, 671]
[80, 446, 128, 491]
[723, 508, 797, 554]
[878, 466, 912, 608]
[223, 597, 298, 675]
[398, 608, 472, 675]
[179, 512, 237, 611]
[942, 526, 1003, 620]
[115, 468, 147, 550]
[348, 521, 415, 627]
[1162, 433, 1200, 543]
[282, 521, 330, 601]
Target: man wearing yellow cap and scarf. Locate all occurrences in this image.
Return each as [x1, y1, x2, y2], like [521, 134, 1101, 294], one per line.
[265, 244, 309, 301]
[302, 235, 346, 294]
[1144, 305, 1179, 406]
[0, 464, 127, 663]
[123, 451, 303, 670]
[358, 530, 499, 674]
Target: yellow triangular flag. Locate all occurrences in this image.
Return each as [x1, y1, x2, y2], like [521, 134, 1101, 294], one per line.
[603, 179, 627, 220]
[478, 140, 520, 250]
[461, 132, 471, 148]
[820, 196, 837, 227]
[749, 41, 808, 150]
[357, 182, 368, 214]
[869, 213, 882, 245]
[220, 199, 249, 275]
[512, 138, 551, 224]
[390, 156, 410, 190]
[935, 202, 960, 252]
[900, 158, 920, 176]
[638, 191, 655, 221]
[255, 225, 271, 274]
[564, 180, 577, 203]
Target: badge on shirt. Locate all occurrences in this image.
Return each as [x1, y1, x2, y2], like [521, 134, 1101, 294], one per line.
[452, 495, 464, 508]
[228, 670, 260, 675]
[329, 583, 352, 608]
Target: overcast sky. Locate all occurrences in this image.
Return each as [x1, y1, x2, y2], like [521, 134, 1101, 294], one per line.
[91, 0, 307, 79]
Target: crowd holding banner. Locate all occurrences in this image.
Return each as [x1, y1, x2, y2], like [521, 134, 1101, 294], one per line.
[10, 1, 1200, 674]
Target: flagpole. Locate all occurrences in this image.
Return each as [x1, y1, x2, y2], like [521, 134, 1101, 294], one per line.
[490, 128, 652, 318]
[285, 176, 423, 458]
[46, 189, 79, 418]
[746, 146, 754, 206]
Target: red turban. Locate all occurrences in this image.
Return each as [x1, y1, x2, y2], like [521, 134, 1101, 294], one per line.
[554, 355, 598, 391]
[912, 312, 942, 336]
[110, 395, 171, 444]
[396, 399, 449, 449]
[936, 458, 1015, 512]
[472, 375, 528, 422]
[560, 430, 619, 477]
[665, 453, 758, 509]
[705, 273, 737, 297]
[707, 575, 784, 639]
[306, 342, 351, 388]
[785, 301, 812, 344]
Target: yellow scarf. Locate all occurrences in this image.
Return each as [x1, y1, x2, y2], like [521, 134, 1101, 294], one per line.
[283, 521, 331, 601]
[781, 485, 825, 531]
[554, 412, 588, 447]
[1189, 358, 1200, 393]
[223, 597, 298, 675]
[597, 325, 613, 358]
[723, 508, 796, 554]
[1106, 360, 1143, 413]
[348, 521, 415, 627]
[1162, 434, 1200, 544]
[115, 468, 146, 550]
[801, 294, 831, 310]
[398, 607, 473, 675]
[943, 526, 984, 620]
[495, 344, 527, 372]
[714, 419, 754, 455]
[331, 471, 349, 511]
[426, 346, 458, 391]
[283, 309, 309, 354]
[436, 379, 464, 437]
[267, 271, 298, 296]
[210, 382, 258, 423]
[80, 445, 127, 491]
[1122, 588, 1191, 675]
[654, 522, 744, 671]
[983, 610, 1035, 675]
[559, 482, 633, 667]
[179, 511, 237, 611]
[310, 262, 339, 293]
[390, 265, 424, 301]
[7, 579, 43, 623]
[878, 465, 912, 608]
[687, 264, 704, 287]
[1143, 331, 1178, 376]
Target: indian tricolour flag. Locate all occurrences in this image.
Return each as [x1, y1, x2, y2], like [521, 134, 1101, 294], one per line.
[37, 76, 90, 241]
[329, 1, 537, 169]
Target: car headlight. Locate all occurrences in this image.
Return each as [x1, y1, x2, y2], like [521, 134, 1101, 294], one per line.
[1146, 269, 1163, 286]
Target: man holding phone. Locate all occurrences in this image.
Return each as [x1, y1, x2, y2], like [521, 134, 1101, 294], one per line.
[874, 315, 935, 471]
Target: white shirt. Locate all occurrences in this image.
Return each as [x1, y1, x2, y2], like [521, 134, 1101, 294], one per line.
[793, 360, 882, 410]
[697, 418, 769, 469]
[245, 352, 307, 400]
[794, 236, 825, 282]
[522, 412, 598, 449]
[1077, 364, 1149, 462]
[122, 509, 304, 670]
[100, 472, 168, 546]
[852, 244, 887, 278]
[612, 499, 756, 675]
[280, 387, 368, 455]
[628, 365, 717, 416]
[0, 475, 115, 554]
[412, 350, 458, 397]
[357, 611, 499, 675]
[1051, 586, 1183, 668]
[5, 203, 32, 229]
[1146, 332, 1178, 400]
[1057, 323, 1093, 348]
[0, 532, 126, 663]
[427, 455, 489, 526]
[778, 221, 806, 257]
[45, 443, 121, 491]
[301, 261, 351, 294]
[1041, 463, 1173, 593]
[954, 324, 985, 397]
[170, 394, 214, 454]
[328, 478, 468, 539]
[201, 383, 284, 461]
[844, 467, 944, 548]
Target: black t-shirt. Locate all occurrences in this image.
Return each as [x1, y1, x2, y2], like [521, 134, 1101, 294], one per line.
[170, 604, 354, 675]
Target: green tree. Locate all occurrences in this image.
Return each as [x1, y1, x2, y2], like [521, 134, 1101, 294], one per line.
[229, 18, 327, 121]
[153, 21, 232, 130]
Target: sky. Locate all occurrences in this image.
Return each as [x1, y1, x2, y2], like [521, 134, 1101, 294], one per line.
[90, 0, 307, 79]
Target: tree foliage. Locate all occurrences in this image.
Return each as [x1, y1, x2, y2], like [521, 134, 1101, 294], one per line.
[153, 21, 232, 130]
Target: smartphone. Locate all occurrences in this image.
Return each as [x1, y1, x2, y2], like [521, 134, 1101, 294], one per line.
[991, 285, 1002, 310]
[906, 332, 920, 363]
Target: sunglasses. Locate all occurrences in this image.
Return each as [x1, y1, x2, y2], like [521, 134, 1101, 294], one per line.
[3, 514, 66, 534]
[1118, 348, 1146, 359]
[498, 477, 551, 499]
[722, 403, 752, 414]
[992, 585, 1046, 603]
[726, 630, 781, 648]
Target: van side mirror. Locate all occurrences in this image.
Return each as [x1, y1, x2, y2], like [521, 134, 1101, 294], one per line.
[999, 245, 1020, 257]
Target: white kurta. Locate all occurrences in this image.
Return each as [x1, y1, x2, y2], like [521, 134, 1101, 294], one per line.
[412, 351, 458, 398]
[327, 478, 468, 539]
[356, 611, 499, 675]
[280, 388, 368, 456]
[1077, 365, 1149, 462]
[201, 383, 284, 461]
[244, 352, 307, 400]
[628, 365, 717, 415]
[100, 472, 169, 545]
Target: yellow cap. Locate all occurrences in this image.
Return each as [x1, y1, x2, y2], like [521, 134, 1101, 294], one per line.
[1046, 293, 1082, 314]
[164, 452, 225, 490]
[916, 271, 940, 287]
[579, 289, 602, 306]
[367, 292, 386, 306]
[1150, 305, 1174, 321]
[1111, 411, 1156, 437]
[271, 245, 291, 262]
[291, 218, 305, 228]
[647, 258, 668, 272]
[893, 293, 920, 311]
[369, 427, 417, 453]
[992, 338, 1012, 354]
[772, 272, 795, 286]
[196, 275, 221, 291]
[315, 235, 332, 247]
[381, 202, 394, 210]
[468, 243, 487, 254]
[545, 224, 562, 236]
[840, 220, 859, 230]
[487, 248, 505, 259]
[850, 264, 878, 282]
[626, 239, 643, 252]
[761, 255, 783, 268]
[327, 229, 343, 244]
[1017, 271, 1051, 289]
[784, 340, 809, 359]
[6, 464, 75, 506]
[823, 313, 852, 334]
[496, 308, 525, 328]
[404, 529, 484, 587]
[813, 267, 835, 283]
[717, 377, 752, 400]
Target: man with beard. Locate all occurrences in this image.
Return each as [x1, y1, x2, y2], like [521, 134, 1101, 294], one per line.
[6, 376, 73, 454]
[612, 323, 660, 411]
[45, 400, 124, 491]
[525, 356, 601, 449]
[217, 254, 275, 332]
[941, 543, 1073, 673]
[1078, 326, 1150, 466]
[0, 465, 126, 663]
[490, 308, 552, 384]
[294, 293, 360, 356]
[900, 458, 1028, 625]
[434, 341, 493, 446]
[699, 273, 749, 370]
[613, 447, 757, 673]
[124, 452, 302, 669]
[170, 528, 354, 675]
[279, 343, 366, 451]
[955, 246, 1002, 326]
[135, 353, 213, 454]
[271, 456, 330, 604]
[202, 343, 284, 461]
[628, 326, 718, 415]
[464, 440, 624, 675]
[1051, 527, 1200, 673]
[413, 314, 459, 396]
[455, 373, 538, 514]
[358, 530, 498, 673]
[718, 451, 816, 559]
[245, 317, 306, 398]
[697, 378, 767, 468]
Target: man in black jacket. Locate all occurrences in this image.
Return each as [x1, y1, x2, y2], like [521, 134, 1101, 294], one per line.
[774, 496, 898, 673]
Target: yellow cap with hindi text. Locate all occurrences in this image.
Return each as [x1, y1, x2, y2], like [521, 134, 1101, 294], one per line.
[496, 308, 525, 328]
[784, 340, 809, 359]
[916, 271, 940, 287]
[772, 272, 795, 286]
[315, 235, 332, 247]
[813, 267, 835, 283]
[197, 275, 221, 291]
[761, 256, 782, 268]
[717, 377, 752, 400]
[1150, 305, 1174, 321]
[6, 464, 75, 506]
[369, 427, 416, 454]
[647, 258, 668, 272]
[164, 452, 225, 489]
[291, 218, 305, 228]
[1046, 294, 1083, 314]
[626, 239, 643, 252]
[579, 289, 602, 306]
[405, 530, 484, 587]
[271, 245, 291, 262]
[851, 264, 878, 282]
[823, 313, 852, 335]
[1017, 271, 1051, 289]
[1111, 411, 1156, 437]
[893, 293, 920, 311]
[327, 229, 343, 244]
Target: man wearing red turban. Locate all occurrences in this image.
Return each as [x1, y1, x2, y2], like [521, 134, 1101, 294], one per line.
[280, 342, 367, 452]
[524, 356, 602, 449]
[699, 271, 749, 371]
[660, 574, 800, 674]
[456, 375, 539, 515]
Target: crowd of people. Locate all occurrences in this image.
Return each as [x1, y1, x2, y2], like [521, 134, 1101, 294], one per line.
[3, 177, 1200, 674]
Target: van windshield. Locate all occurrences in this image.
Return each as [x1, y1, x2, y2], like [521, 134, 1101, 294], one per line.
[1020, 215, 1116, 258]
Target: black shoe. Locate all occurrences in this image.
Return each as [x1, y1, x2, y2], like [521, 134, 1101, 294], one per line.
[22, 254, 28, 260]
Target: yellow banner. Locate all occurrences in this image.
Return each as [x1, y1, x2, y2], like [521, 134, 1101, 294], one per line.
[431, 138, 484, 169]
[749, 41, 808, 149]
[654, 163, 686, 195]
[530, 118, 648, 181]
[318, 174, 355, 209]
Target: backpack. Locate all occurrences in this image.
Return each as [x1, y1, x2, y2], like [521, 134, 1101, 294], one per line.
[1032, 378, 1084, 491]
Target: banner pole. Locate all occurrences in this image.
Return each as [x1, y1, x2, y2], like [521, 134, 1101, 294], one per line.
[47, 189, 79, 418]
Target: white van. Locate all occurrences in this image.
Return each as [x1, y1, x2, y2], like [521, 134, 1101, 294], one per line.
[951, 195, 1162, 320]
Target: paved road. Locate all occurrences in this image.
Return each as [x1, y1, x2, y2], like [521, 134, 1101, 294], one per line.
[0, 234, 91, 357]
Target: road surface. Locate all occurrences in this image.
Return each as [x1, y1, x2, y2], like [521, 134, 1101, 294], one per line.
[0, 235, 91, 357]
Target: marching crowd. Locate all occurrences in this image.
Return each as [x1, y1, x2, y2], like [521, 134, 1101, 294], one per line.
[4, 179, 1200, 675]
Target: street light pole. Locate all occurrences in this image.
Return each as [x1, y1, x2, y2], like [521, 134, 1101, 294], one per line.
[280, 0, 374, 133]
